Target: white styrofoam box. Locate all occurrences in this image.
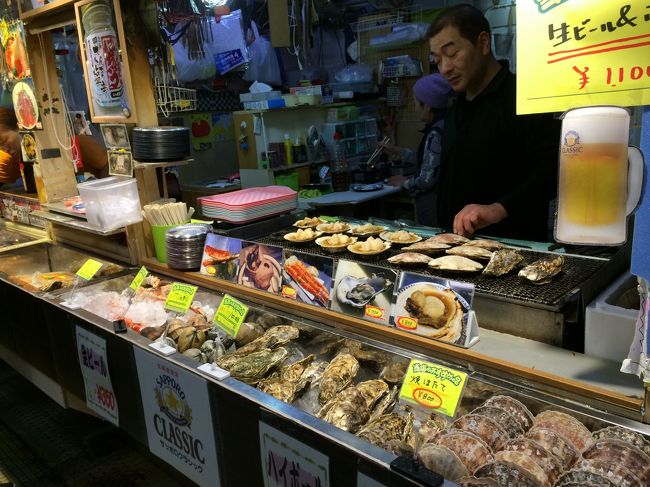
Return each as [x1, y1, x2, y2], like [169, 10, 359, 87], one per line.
[585, 272, 640, 362]
[77, 176, 142, 231]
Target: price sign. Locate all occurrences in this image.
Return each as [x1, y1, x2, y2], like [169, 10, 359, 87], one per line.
[76, 258, 104, 281]
[213, 294, 248, 337]
[75, 326, 119, 425]
[164, 282, 198, 314]
[129, 266, 149, 291]
[399, 359, 468, 418]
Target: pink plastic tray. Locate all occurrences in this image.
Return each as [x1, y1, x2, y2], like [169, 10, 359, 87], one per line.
[198, 186, 297, 209]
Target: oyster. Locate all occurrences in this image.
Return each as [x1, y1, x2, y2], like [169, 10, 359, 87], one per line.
[446, 245, 494, 260]
[216, 347, 288, 385]
[429, 255, 483, 272]
[387, 252, 432, 266]
[318, 353, 360, 404]
[234, 321, 265, 346]
[494, 450, 548, 487]
[555, 468, 617, 487]
[379, 230, 422, 245]
[176, 326, 207, 353]
[473, 463, 497, 480]
[249, 310, 286, 329]
[436, 430, 494, 474]
[464, 239, 504, 251]
[593, 426, 650, 457]
[401, 240, 451, 254]
[471, 406, 524, 438]
[368, 386, 398, 422]
[534, 410, 594, 452]
[335, 274, 392, 308]
[233, 325, 300, 355]
[419, 414, 450, 445]
[452, 414, 509, 451]
[482, 249, 524, 277]
[582, 438, 650, 484]
[518, 255, 564, 285]
[257, 355, 316, 402]
[482, 395, 534, 432]
[357, 412, 407, 449]
[338, 339, 391, 370]
[457, 477, 498, 487]
[200, 339, 226, 363]
[431, 233, 470, 245]
[572, 459, 641, 487]
[417, 444, 469, 482]
[503, 438, 563, 485]
[318, 380, 387, 433]
[526, 427, 578, 469]
[380, 361, 408, 384]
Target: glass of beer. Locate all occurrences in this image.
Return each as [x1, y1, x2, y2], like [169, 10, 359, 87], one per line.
[555, 106, 644, 245]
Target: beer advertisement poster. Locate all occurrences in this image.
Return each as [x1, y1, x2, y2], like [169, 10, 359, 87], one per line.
[134, 348, 220, 487]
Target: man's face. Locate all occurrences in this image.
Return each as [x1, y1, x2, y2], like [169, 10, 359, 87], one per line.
[429, 25, 489, 95]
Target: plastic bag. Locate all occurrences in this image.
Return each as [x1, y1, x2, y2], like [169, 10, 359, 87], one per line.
[243, 21, 282, 85]
[171, 20, 217, 82]
[334, 63, 374, 83]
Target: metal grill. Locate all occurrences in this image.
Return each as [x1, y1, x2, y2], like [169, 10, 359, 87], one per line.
[257, 232, 606, 308]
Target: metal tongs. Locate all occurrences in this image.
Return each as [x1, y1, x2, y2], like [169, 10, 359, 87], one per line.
[366, 136, 390, 169]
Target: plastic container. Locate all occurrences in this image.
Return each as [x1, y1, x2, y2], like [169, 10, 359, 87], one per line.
[151, 223, 183, 263]
[77, 176, 142, 231]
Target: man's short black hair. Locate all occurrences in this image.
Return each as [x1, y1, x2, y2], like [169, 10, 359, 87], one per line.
[426, 4, 491, 43]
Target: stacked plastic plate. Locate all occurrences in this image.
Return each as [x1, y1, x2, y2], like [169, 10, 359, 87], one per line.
[198, 186, 297, 224]
[132, 127, 190, 162]
[165, 224, 211, 270]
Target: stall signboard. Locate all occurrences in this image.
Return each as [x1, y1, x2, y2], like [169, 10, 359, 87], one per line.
[259, 422, 330, 487]
[75, 326, 119, 426]
[399, 358, 468, 418]
[129, 266, 149, 291]
[282, 250, 334, 308]
[213, 293, 248, 337]
[76, 258, 103, 281]
[517, 1, 650, 114]
[134, 347, 221, 487]
[164, 282, 198, 314]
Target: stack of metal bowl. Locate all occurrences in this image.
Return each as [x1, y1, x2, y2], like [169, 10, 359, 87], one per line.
[132, 126, 190, 162]
[165, 224, 211, 271]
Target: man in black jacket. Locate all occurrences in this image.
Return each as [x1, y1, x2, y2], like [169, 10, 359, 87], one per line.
[428, 4, 560, 241]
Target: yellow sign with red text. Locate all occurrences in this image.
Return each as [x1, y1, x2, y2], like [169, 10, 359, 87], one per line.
[517, 1, 650, 113]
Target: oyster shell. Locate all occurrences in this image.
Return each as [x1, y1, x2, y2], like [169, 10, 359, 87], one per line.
[473, 463, 497, 480]
[464, 239, 504, 251]
[401, 240, 451, 254]
[431, 233, 470, 245]
[494, 450, 549, 487]
[555, 468, 617, 487]
[318, 380, 388, 433]
[418, 444, 469, 482]
[534, 410, 594, 452]
[234, 321, 265, 346]
[457, 477, 499, 487]
[452, 414, 509, 451]
[471, 406, 524, 438]
[322, 339, 390, 370]
[446, 245, 494, 260]
[503, 438, 563, 485]
[482, 249, 524, 277]
[436, 430, 494, 474]
[357, 412, 407, 449]
[518, 255, 564, 285]
[482, 395, 534, 432]
[387, 252, 432, 266]
[233, 325, 300, 355]
[380, 361, 408, 384]
[368, 386, 398, 422]
[216, 347, 288, 385]
[257, 355, 316, 403]
[592, 426, 650, 457]
[419, 414, 450, 445]
[318, 353, 360, 404]
[572, 458, 641, 487]
[335, 274, 392, 308]
[526, 427, 578, 469]
[429, 255, 483, 272]
[582, 438, 650, 484]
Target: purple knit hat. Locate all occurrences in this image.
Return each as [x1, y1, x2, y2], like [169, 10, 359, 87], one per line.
[413, 73, 452, 109]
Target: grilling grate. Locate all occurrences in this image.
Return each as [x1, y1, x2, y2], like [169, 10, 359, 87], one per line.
[256, 231, 606, 308]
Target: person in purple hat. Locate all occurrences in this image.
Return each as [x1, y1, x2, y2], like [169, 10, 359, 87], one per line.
[384, 73, 452, 227]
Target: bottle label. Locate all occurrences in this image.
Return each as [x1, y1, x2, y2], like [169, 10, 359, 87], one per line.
[86, 30, 123, 107]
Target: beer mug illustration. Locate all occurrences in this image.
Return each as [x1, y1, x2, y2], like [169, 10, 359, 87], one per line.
[534, 0, 569, 14]
[555, 106, 644, 245]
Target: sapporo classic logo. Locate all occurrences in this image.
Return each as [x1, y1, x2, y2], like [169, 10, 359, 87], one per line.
[561, 130, 583, 155]
[154, 373, 206, 468]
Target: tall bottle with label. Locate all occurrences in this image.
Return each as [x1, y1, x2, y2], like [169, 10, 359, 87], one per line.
[81, 1, 124, 109]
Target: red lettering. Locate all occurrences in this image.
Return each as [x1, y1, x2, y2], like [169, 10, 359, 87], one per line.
[631, 66, 643, 80]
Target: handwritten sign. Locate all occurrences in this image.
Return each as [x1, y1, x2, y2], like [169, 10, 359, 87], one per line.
[213, 294, 248, 337]
[399, 359, 468, 418]
[517, 1, 650, 114]
[259, 422, 330, 487]
[76, 259, 103, 281]
[164, 282, 198, 314]
[129, 266, 149, 291]
[76, 326, 119, 426]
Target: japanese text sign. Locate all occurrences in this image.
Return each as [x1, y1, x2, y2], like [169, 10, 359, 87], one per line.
[399, 359, 468, 418]
[259, 422, 329, 487]
[76, 326, 119, 426]
[517, 1, 650, 114]
[164, 282, 198, 314]
[76, 258, 103, 281]
[212, 294, 248, 337]
[129, 266, 149, 291]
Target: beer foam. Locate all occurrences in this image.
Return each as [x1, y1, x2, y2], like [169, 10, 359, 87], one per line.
[562, 106, 629, 144]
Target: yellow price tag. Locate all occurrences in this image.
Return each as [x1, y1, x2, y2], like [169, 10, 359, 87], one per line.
[213, 294, 248, 337]
[129, 266, 149, 291]
[164, 282, 198, 314]
[76, 259, 104, 281]
[399, 359, 468, 418]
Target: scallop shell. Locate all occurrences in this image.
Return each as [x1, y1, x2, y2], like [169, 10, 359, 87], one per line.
[419, 414, 450, 445]
[387, 252, 432, 266]
[494, 450, 548, 486]
[583, 438, 650, 485]
[452, 414, 509, 451]
[592, 426, 650, 457]
[431, 233, 470, 245]
[417, 444, 469, 482]
[526, 427, 578, 469]
[436, 430, 494, 474]
[573, 458, 641, 487]
[492, 460, 544, 487]
[457, 477, 499, 487]
[471, 406, 524, 438]
[402, 240, 451, 254]
[473, 462, 497, 480]
[482, 395, 534, 432]
[554, 468, 617, 487]
[429, 255, 484, 272]
[464, 239, 504, 251]
[503, 438, 563, 485]
[534, 410, 594, 452]
[446, 245, 494, 260]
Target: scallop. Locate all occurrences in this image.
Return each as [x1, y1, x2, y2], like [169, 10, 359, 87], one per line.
[446, 245, 494, 260]
[482, 395, 534, 432]
[526, 427, 578, 469]
[534, 410, 594, 452]
[431, 233, 470, 245]
[572, 458, 641, 487]
[417, 444, 469, 482]
[493, 460, 544, 487]
[436, 430, 494, 474]
[452, 414, 509, 451]
[583, 438, 650, 485]
[503, 438, 563, 485]
[494, 450, 548, 487]
[593, 426, 650, 457]
[464, 239, 504, 251]
[471, 406, 524, 438]
[457, 477, 499, 487]
[555, 468, 618, 487]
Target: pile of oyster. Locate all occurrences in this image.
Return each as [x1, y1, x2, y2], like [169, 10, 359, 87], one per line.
[416, 394, 650, 486]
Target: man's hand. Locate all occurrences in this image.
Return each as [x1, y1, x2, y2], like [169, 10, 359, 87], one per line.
[453, 203, 508, 237]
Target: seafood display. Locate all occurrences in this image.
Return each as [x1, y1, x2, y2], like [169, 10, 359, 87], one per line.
[429, 255, 484, 273]
[315, 233, 357, 253]
[316, 221, 351, 234]
[348, 223, 386, 236]
[519, 256, 565, 285]
[282, 253, 332, 307]
[347, 237, 390, 256]
[379, 230, 422, 245]
[447, 245, 494, 261]
[387, 252, 432, 266]
[237, 243, 282, 293]
[401, 240, 451, 254]
[482, 249, 524, 277]
[294, 217, 324, 228]
[284, 228, 322, 243]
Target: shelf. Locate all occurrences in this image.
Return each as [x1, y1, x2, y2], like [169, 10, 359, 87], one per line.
[134, 158, 193, 170]
[31, 210, 126, 236]
[19, 0, 75, 21]
[264, 159, 330, 172]
[233, 100, 382, 116]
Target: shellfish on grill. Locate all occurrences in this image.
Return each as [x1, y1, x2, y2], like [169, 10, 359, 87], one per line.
[431, 233, 470, 245]
[387, 252, 432, 266]
[482, 249, 524, 277]
[417, 444, 469, 482]
[429, 255, 484, 273]
[464, 239, 504, 251]
[401, 239, 451, 254]
[446, 245, 494, 260]
[518, 255, 564, 285]
[335, 274, 392, 308]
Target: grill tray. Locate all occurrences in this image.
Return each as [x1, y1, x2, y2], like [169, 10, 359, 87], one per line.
[256, 231, 606, 308]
